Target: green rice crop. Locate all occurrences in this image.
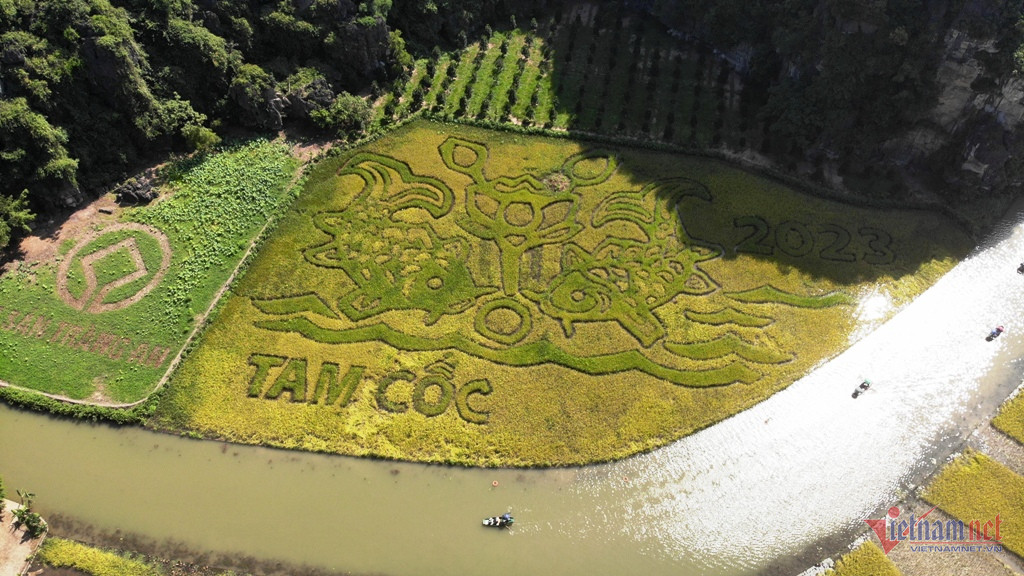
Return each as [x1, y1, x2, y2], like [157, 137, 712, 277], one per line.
[0, 141, 297, 403]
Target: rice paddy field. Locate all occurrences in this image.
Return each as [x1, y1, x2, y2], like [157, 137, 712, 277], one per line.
[151, 120, 972, 466]
[923, 450, 1024, 557]
[0, 141, 298, 404]
[993, 388, 1024, 445]
[826, 542, 901, 576]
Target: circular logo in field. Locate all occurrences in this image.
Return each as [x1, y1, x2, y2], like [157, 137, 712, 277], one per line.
[57, 223, 172, 313]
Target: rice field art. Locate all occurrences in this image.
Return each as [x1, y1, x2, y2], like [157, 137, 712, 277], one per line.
[154, 121, 972, 466]
[0, 140, 298, 406]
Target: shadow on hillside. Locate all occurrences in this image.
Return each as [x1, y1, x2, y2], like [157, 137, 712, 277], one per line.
[525, 2, 973, 287]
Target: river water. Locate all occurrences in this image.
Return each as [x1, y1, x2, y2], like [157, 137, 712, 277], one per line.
[3, 218, 1024, 576]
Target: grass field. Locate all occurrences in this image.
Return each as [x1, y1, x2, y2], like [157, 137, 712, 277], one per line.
[923, 449, 1024, 557]
[151, 120, 971, 466]
[0, 141, 298, 404]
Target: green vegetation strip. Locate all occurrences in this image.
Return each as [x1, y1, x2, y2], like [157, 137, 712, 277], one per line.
[825, 541, 901, 576]
[993, 388, 1024, 445]
[36, 538, 163, 576]
[922, 449, 1024, 557]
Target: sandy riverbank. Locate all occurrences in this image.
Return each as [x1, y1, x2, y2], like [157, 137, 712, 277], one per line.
[0, 499, 43, 576]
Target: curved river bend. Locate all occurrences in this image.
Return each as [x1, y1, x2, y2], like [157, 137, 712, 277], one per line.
[4, 217, 1024, 575]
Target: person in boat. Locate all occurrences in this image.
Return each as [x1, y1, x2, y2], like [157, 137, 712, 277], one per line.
[988, 326, 1005, 341]
[1018, 263, 1024, 274]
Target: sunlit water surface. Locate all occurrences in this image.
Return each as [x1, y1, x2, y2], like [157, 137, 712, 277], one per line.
[4, 219, 1024, 575]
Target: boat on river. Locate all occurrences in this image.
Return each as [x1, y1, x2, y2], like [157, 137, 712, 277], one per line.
[483, 513, 514, 528]
[852, 380, 871, 399]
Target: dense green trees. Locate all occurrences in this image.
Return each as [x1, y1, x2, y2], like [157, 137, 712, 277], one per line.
[1, 0, 1022, 243]
[648, 0, 955, 195]
[0, 0, 407, 232]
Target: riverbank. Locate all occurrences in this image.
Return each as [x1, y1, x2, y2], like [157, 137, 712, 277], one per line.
[818, 381, 1024, 576]
[0, 499, 44, 576]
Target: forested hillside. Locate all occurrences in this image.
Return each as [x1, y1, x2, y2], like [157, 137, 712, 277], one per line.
[0, 0, 553, 245]
[2, 0, 1023, 250]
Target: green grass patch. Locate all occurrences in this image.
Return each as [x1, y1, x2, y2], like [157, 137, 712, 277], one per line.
[825, 541, 901, 576]
[993, 388, 1024, 445]
[923, 449, 1024, 557]
[36, 538, 163, 576]
[532, 65, 557, 127]
[509, 39, 544, 123]
[0, 141, 298, 403]
[441, 43, 481, 118]
[485, 32, 527, 122]
[392, 59, 428, 118]
[466, 33, 504, 118]
[154, 120, 970, 466]
[368, 93, 393, 129]
[423, 54, 452, 111]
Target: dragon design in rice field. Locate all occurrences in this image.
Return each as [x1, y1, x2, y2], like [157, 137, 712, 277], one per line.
[251, 137, 845, 387]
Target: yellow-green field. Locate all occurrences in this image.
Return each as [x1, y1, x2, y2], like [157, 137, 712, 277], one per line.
[923, 450, 1024, 557]
[993, 388, 1024, 445]
[33, 537, 243, 576]
[826, 541, 901, 576]
[152, 120, 971, 466]
[35, 538, 163, 576]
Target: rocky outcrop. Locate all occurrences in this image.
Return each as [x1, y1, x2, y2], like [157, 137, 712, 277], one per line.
[285, 76, 335, 119]
[892, 23, 1024, 200]
[113, 174, 158, 205]
[228, 64, 290, 130]
[324, 18, 391, 87]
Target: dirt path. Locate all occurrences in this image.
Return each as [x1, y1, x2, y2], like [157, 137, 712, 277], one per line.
[0, 500, 44, 576]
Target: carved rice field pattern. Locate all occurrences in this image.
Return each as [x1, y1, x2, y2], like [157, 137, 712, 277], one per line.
[250, 137, 843, 389]
[56, 223, 172, 313]
[154, 121, 974, 465]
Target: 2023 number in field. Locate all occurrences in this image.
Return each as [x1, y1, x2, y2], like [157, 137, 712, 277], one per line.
[733, 216, 894, 264]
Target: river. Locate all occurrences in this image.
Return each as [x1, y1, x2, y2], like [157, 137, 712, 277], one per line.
[3, 217, 1024, 575]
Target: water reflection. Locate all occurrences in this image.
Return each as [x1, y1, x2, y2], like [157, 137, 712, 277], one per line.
[568, 219, 1024, 573]
[3, 221, 1024, 575]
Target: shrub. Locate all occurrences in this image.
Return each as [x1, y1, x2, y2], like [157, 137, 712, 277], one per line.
[0, 189, 34, 250]
[181, 124, 221, 152]
[311, 93, 371, 139]
[12, 507, 47, 538]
